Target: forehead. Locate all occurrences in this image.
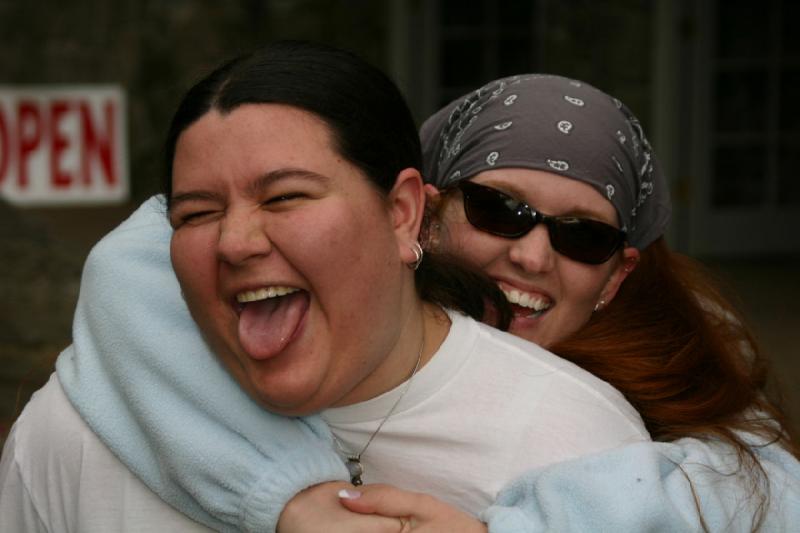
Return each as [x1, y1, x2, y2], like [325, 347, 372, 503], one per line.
[176, 103, 334, 156]
[469, 168, 619, 222]
[171, 104, 344, 187]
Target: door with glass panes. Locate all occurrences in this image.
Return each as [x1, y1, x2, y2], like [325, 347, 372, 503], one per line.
[689, 0, 800, 256]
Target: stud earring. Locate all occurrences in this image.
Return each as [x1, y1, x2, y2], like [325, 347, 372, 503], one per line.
[408, 241, 423, 270]
[593, 299, 606, 312]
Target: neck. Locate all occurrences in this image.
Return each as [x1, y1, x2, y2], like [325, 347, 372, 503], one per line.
[332, 302, 450, 407]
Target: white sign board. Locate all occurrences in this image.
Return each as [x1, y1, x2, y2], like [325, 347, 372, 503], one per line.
[0, 85, 128, 206]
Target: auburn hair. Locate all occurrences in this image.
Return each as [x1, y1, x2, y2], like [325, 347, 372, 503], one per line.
[551, 237, 797, 529]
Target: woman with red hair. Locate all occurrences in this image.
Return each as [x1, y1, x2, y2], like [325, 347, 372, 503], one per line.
[329, 74, 799, 532]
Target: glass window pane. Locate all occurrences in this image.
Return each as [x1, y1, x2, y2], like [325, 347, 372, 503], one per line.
[778, 142, 800, 205]
[441, 38, 484, 87]
[497, 0, 534, 29]
[782, 0, 800, 57]
[498, 37, 533, 76]
[712, 145, 767, 207]
[440, 0, 486, 27]
[717, 0, 770, 59]
[780, 68, 800, 132]
[715, 70, 768, 132]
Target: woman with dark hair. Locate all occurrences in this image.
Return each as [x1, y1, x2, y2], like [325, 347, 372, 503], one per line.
[0, 43, 649, 532]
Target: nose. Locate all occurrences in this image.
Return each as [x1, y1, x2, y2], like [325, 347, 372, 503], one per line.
[508, 224, 556, 274]
[216, 209, 272, 265]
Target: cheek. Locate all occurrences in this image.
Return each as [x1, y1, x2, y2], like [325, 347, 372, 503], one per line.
[557, 262, 614, 313]
[281, 203, 398, 308]
[170, 229, 219, 309]
[278, 205, 401, 395]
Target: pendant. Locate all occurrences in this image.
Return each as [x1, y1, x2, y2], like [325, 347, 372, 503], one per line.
[346, 457, 364, 486]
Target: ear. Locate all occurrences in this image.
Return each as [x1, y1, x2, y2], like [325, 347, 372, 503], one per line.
[419, 184, 446, 252]
[388, 168, 426, 265]
[597, 246, 640, 307]
[423, 184, 442, 209]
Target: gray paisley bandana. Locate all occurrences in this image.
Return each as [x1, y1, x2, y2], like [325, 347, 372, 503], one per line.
[420, 74, 671, 249]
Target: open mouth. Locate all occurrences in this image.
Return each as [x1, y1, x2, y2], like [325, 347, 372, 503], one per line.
[236, 285, 309, 360]
[237, 285, 300, 307]
[501, 288, 552, 319]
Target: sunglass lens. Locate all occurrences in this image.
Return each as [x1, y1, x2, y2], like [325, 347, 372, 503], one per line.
[462, 183, 531, 237]
[460, 181, 624, 264]
[549, 218, 623, 264]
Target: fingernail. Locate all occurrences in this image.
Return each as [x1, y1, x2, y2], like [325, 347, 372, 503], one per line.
[338, 489, 362, 499]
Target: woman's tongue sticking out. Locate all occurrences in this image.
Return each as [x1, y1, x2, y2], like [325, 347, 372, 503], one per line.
[237, 290, 310, 360]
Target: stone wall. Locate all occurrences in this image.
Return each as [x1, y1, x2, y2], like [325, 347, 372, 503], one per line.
[0, 0, 390, 437]
[0, 199, 81, 432]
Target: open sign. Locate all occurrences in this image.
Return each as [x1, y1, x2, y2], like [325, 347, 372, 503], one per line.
[0, 86, 128, 206]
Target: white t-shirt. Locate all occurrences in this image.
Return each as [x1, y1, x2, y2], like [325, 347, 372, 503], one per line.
[1, 311, 647, 530]
[0, 373, 213, 533]
[323, 310, 649, 514]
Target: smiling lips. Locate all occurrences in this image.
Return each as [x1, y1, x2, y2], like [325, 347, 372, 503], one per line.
[236, 285, 309, 360]
[236, 285, 299, 304]
[501, 288, 552, 318]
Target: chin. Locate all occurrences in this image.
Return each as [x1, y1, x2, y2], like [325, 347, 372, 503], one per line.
[259, 402, 319, 417]
[509, 324, 543, 346]
[246, 374, 330, 416]
[251, 390, 321, 417]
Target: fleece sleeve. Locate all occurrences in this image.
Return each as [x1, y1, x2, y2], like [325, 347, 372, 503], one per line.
[56, 196, 348, 533]
[482, 436, 800, 533]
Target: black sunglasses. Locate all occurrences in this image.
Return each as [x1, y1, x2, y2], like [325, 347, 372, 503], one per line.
[455, 180, 626, 265]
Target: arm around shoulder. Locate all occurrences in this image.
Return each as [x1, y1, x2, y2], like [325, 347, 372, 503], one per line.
[483, 437, 800, 532]
[55, 196, 348, 532]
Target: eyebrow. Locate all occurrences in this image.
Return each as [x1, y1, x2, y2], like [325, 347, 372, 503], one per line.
[169, 190, 223, 211]
[169, 167, 330, 210]
[245, 167, 330, 197]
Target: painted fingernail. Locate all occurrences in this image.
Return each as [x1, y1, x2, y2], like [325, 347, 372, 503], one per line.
[338, 489, 362, 499]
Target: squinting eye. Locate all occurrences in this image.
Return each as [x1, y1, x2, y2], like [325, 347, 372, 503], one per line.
[176, 210, 217, 226]
[264, 192, 306, 205]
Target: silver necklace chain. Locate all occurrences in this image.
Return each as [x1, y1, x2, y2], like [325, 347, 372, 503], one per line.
[333, 335, 425, 486]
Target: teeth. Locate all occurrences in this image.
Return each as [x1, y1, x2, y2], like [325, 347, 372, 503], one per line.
[236, 286, 299, 303]
[502, 289, 551, 312]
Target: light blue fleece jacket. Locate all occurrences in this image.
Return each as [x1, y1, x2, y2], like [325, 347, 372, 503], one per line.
[55, 196, 348, 533]
[57, 196, 800, 532]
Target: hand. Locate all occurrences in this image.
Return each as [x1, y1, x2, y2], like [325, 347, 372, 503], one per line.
[277, 481, 404, 533]
[339, 484, 488, 533]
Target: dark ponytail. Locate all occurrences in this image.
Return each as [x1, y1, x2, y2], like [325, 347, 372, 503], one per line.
[416, 251, 511, 330]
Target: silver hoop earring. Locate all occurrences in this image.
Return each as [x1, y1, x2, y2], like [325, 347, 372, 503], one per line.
[408, 241, 423, 271]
